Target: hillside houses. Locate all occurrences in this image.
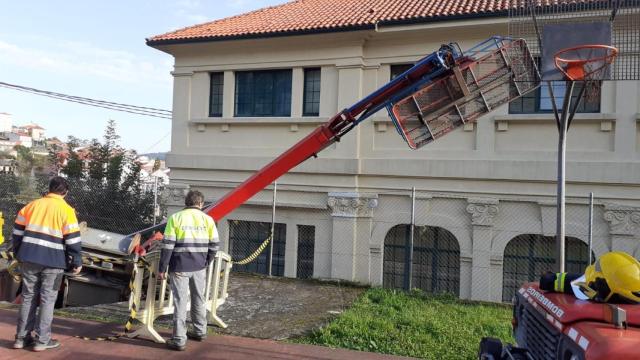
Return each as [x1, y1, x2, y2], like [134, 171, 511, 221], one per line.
[0, 113, 45, 157]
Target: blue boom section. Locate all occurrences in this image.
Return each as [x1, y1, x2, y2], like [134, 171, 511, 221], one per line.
[349, 42, 465, 127]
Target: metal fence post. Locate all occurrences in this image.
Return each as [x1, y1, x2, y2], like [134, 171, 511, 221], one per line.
[404, 187, 416, 291]
[268, 181, 277, 277]
[588, 192, 594, 265]
[152, 176, 159, 226]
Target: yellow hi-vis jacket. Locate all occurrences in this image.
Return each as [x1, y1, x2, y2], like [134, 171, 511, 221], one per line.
[159, 207, 219, 273]
[13, 193, 82, 269]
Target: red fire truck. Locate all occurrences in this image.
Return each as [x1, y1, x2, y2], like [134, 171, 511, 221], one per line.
[480, 282, 640, 360]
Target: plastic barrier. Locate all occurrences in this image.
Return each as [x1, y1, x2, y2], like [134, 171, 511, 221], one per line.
[126, 251, 232, 343]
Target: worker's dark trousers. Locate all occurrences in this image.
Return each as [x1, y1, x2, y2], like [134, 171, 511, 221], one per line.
[169, 268, 207, 346]
[16, 262, 64, 345]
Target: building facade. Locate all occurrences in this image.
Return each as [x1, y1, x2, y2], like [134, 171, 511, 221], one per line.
[149, 1, 640, 302]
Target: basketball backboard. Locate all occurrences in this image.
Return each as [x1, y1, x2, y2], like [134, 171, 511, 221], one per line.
[509, 0, 640, 81]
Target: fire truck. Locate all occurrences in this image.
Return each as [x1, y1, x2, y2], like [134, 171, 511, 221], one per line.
[480, 282, 640, 360]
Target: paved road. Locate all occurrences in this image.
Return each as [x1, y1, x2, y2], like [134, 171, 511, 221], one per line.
[0, 309, 415, 360]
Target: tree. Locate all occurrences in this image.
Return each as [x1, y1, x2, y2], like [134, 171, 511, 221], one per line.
[103, 119, 121, 153]
[57, 121, 160, 234]
[61, 136, 84, 179]
[87, 138, 107, 180]
[14, 145, 34, 176]
[0, 150, 15, 159]
[152, 159, 161, 172]
[47, 147, 61, 176]
[87, 120, 122, 182]
[0, 172, 22, 242]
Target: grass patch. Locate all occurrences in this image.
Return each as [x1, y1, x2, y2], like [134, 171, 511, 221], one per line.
[293, 288, 514, 360]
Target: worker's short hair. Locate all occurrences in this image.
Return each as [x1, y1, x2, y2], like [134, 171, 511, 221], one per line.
[185, 190, 204, 207]
[49, 176, 69, 195]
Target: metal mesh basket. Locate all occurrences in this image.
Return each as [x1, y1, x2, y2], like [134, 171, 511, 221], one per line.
[389, 38, 540, 149]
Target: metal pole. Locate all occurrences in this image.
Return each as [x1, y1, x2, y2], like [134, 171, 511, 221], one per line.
[588, 192, 594, 265]
[556, 81, 575, 273]
[267, 181, 277, 277]
[405, 187, 416, 291]
[152, 176, 158, 226]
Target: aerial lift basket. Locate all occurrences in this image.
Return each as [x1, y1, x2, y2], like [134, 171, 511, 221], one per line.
[387, 38, 540, 149]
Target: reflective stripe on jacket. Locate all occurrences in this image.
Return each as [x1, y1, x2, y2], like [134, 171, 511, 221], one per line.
[159, 207, 219, 273]
[12, 193, 82, 269]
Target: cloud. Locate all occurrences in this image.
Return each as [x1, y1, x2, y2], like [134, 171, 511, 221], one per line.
[176, 0, 201, 10]
[227, 0, 251, 9]
[172, 0, 211, 26]
[0, 38, 172, 87]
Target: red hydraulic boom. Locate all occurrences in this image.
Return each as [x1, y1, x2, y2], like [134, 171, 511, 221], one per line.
[128, 37, 540, 254]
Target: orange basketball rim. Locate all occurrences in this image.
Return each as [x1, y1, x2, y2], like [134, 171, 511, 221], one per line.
[554, 44, 618, 81]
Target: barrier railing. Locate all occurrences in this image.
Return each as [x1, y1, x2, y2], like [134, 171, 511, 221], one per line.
[126, 251, 232, 343]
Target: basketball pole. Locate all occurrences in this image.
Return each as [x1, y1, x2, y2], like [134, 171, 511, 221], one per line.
[551, 79, 585, 273]
[554, 81, 574, 273]
[530, 0, 571, 273]
[529, 0, 590, 273]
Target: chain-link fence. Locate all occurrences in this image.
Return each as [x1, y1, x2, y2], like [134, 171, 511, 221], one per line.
[213, 183, 624, 303]
[3, 172, 632, 304]
[0, 173, 167, 248]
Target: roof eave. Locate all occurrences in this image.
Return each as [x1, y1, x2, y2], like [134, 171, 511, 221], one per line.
[377, 10, 508, 27]
[146, 24, 376, 48]
[146, 11, 509, 48]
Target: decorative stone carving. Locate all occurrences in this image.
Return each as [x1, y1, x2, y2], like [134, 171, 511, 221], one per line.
[165, 183, 190, 207]
[327, 192, 378, 218]
[466, 198, 499, 226]
[603, 204, 640, 236]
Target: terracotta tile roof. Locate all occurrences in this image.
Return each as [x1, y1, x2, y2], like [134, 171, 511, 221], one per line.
[24, 123, 45, 130]
[147, 0, 513, 45]
[148, 0, 601, 45]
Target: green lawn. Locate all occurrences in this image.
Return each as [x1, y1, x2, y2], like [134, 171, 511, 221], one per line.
[294, 288, 514, 360]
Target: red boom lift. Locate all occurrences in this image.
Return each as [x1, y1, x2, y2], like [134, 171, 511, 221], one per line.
[128, 36, 539, 253]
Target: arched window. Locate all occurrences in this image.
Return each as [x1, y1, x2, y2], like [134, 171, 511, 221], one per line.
[502, 235, 591, 302]
[383, 225, 460, 295]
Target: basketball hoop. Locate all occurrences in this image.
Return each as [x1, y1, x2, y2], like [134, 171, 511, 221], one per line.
[554, 45, 618, 102]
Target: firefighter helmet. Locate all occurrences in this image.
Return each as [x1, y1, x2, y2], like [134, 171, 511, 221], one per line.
[572, 251, 640, 304]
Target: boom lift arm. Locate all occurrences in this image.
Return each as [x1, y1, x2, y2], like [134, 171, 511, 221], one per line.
[128, 37, 539, 254]
[208, 43, 461, 221]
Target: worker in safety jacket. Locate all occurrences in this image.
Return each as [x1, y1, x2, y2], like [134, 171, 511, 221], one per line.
[12, 176, 82, 351]
[158, 190, 219, 351]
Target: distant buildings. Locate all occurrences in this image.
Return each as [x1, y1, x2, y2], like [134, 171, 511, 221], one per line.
[137, 155, 170, 191]
[0, 113, 45, 153]
[0, 113, 49, 174]
[21, 123, 45, 141]
[0, 113, 12, 133]
[0, 112, 170, 183]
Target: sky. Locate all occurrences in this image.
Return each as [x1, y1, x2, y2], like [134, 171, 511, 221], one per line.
[0, 0, 289, 154]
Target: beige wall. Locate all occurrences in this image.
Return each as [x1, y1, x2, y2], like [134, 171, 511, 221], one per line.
[157, 18, 640, 302]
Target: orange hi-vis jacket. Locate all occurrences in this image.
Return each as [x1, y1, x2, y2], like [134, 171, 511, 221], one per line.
[12, 193, 82, 269]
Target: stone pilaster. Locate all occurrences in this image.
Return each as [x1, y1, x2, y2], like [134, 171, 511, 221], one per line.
[327, 193, 378, 218]
[466, 198, 499, 302]
[466, 199, 499, 226]
[327, 192, 378, 282]
[603, 204, 640, 254]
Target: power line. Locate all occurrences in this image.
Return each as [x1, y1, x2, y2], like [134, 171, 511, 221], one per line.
[142, 131, 171, 153]
[0, 81, 172, 119]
